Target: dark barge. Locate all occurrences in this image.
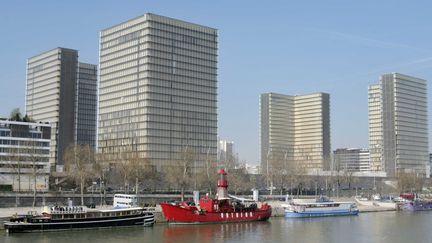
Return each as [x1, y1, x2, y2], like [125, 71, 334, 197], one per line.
[4, 205, 154, 233]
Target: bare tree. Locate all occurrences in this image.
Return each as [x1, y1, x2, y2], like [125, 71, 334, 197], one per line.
[140, 158, 159, 192]
[197, 152, 218, 196]
[296, 166, 309, 197]
[112, 150, 147, 195]
[224, 155, 251, 195]
[228, 164, 251, 195]
[94, 153, 111, 205]
[341, 168, 355, 197]
[116, 159, 132, 194]
[64, 144, 96, 206]
[25, 140, 46, 207]
[128, 152, 145, 195]
[266, 154, 275, 195]
[165, 147, 195, 201]
[6, 147, 23, 192]
[332, 155, 343, 198]
[397, 171, 424, 193]
[271, 152, 291, 195]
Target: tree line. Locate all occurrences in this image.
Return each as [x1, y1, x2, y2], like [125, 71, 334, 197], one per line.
[62, 144, 258, 205]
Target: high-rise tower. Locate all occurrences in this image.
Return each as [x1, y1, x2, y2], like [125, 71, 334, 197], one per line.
[260, 92, 331, 175]
[26, 48, 97, 171]
[98, 14, 218, 168]
[368, 73, 428, 177]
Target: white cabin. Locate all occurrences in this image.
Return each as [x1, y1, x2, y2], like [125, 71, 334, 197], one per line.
[113, 194, 138, 208]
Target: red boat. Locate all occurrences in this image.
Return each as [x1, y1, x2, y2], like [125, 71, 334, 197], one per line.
[160, 169, 272, 224]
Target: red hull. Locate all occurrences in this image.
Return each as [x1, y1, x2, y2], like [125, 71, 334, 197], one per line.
[160, 203, 272, 224]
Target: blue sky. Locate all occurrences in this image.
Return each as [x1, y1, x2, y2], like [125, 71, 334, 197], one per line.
[2, 0, 432, 164]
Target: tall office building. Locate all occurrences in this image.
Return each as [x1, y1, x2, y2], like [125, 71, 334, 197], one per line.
[368, 73, 428, 177]
[260, 92, 331, 175]
[26, 48, 97, 171]
[98, 14, 218, 168]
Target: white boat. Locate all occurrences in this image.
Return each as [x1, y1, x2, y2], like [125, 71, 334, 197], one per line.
[282, 196, 359, 218]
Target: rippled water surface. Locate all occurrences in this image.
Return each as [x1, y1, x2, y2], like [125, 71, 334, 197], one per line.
[3, 211, 432, 243]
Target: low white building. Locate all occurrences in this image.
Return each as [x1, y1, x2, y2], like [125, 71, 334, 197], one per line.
[333, 148, 371, 172]
[245, 164, 261, 175]
[0, 119, 51, 191]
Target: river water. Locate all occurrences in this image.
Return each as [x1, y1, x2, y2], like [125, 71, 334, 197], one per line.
[2, 211, 432, 243]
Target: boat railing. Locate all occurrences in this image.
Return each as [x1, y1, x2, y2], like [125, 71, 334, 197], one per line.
[48, 206, 86, 214]
[27, 211, 38, 216]
[142, 207, 156, 212]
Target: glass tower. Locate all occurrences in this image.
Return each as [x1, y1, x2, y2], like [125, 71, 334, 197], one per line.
[26, 48, 97, 171]
[368, 73, 428, 177]
[98, 14, 218, 168]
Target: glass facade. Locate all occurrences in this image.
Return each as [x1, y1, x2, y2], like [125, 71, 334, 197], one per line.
[98, 14, 218, 167]
[76, 63, 98, 147]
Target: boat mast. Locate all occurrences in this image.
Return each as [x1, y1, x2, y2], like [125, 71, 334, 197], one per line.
[217, 169, 228, 200]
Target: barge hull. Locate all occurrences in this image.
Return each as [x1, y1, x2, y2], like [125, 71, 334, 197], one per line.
[5, 214, 154, 233]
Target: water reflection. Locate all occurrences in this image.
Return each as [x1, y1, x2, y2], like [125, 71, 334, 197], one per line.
[163, 221, 271, 243]
[3, 213, 432, 243]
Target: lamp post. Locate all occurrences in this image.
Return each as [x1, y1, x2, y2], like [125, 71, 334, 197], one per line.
[91, 181, 96, 206]
[99, 178, 103, 207]
[266, 149, 271, 190]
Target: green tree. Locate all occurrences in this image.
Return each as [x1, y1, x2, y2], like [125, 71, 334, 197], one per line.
[10, 108, 22, 121]
[22, 114, 34, 122]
